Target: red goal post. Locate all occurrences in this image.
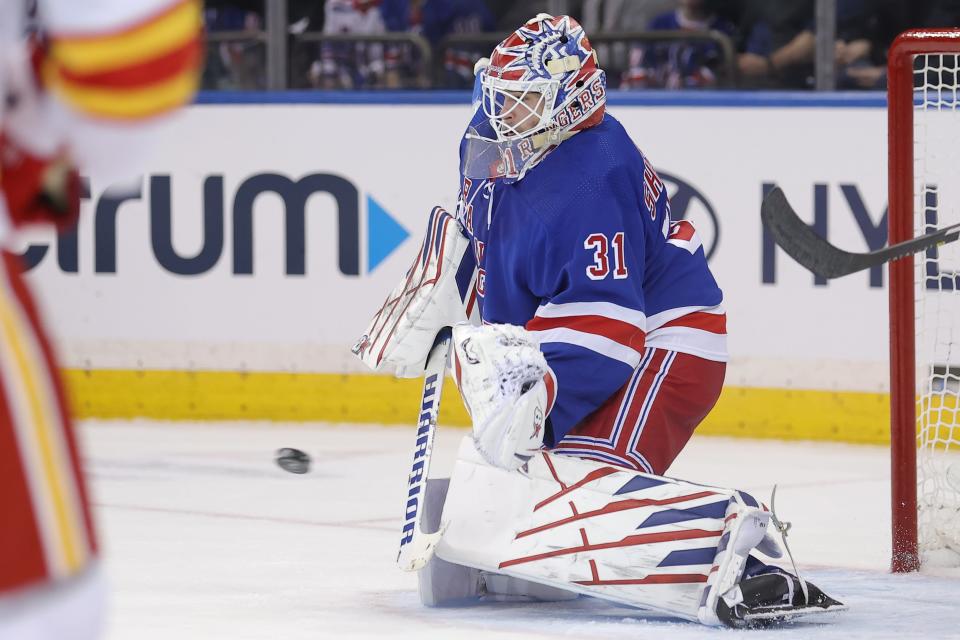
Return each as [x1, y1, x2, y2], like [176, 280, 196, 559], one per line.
[888, 28, 960, 573]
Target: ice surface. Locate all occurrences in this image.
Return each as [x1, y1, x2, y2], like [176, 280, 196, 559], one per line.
[80, 421, 960, 640]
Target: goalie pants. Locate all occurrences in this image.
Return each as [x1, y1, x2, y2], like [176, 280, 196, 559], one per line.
[0, 251, 99, 600]
[553, 347, 725, 474]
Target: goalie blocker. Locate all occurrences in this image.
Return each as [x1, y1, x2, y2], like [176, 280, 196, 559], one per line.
[420, 438, 845, 627]
[352, 207, 477, 377]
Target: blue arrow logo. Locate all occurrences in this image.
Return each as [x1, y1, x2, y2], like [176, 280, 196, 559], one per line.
[367, 194, 409, 272]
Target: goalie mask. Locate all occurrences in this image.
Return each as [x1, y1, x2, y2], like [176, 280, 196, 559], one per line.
[462, 14, 607, 184]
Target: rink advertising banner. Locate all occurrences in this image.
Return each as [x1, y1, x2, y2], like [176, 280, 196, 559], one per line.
[18, 92, 899, 443]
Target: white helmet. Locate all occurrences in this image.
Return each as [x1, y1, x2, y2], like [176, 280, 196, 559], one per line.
[462, 14, 607, 183]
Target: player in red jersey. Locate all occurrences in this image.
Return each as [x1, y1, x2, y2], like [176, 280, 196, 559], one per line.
[0, 1, 201, 637]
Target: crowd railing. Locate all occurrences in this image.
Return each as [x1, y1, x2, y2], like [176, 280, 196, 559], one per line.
[203, 29, 738, 90]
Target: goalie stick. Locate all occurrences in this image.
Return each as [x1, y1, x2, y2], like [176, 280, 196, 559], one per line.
[396, 327, 452, 572]
[761, 186, 960, 279]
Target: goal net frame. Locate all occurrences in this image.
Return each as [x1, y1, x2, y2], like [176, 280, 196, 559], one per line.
[888, 28, 960, 573]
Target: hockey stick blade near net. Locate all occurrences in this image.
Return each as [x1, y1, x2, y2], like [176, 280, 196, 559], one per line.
[761, 186, 960, 279]
[396, 327, 452, 572]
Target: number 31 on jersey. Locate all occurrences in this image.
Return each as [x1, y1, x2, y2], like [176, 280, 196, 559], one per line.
[584, 232, 628, 280]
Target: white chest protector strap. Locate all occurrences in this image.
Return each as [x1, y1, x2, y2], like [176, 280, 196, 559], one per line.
[435, 438, 782, 625]
[352, 207, 478, 377]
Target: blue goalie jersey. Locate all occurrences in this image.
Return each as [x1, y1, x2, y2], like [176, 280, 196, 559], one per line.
[455, 112, 727, 447]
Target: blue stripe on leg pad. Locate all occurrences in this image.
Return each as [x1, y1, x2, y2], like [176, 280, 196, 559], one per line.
[657, 547, 718, 567]
[738, 491, 759, 507]
[637, 500, 729, 529]
[614, 475, 667, 495]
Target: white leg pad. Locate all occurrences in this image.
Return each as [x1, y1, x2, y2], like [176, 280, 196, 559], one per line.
[435, 438, 754, 622]
[481, 573, 579, 602]
[418, 478, 483, 606]
[418, 477, 578, 605]
[419, 557, 484, 607]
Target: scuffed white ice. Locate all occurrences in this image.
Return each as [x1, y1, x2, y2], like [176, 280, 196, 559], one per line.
[80, 421, 960, 640]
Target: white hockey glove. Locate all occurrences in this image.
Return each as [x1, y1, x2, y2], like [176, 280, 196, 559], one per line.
[352, 207, 477, 377]
[451, 324, 556, 470]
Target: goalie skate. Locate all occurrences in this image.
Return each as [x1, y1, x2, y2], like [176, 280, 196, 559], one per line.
[716, 572, 847, 628]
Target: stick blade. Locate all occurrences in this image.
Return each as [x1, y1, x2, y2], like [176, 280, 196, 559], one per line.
[761, 186, 862, 279]
[763, 186, 960, 279]
[396, 526, 446, 572]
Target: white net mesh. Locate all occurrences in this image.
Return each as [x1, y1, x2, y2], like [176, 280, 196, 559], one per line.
[914, 53, 960, 567]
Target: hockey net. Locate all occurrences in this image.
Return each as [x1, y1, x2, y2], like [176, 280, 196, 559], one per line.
[889, 30, 960, 572]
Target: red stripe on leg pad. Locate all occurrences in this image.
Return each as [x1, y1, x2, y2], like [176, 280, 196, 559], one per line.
[517, 490, 720, 539]
[534, 467, 621, 511]
[499, 528, 721, 569]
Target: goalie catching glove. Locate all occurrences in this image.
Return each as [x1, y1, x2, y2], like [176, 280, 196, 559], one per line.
[451, 324, 557, 470]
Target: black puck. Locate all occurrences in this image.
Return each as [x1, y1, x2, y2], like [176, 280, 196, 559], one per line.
[276, 447, 311, 474]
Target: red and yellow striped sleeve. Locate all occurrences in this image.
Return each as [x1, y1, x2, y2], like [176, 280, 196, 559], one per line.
[43, 0, 202, 121]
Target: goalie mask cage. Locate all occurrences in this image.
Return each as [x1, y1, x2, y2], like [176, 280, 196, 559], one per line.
[889, 29, 960, 573]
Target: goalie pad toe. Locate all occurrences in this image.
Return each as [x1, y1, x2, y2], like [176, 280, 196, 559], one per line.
[696, 494, 772, 626]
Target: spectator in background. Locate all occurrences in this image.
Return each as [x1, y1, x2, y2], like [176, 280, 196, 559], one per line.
[734, 0, 933, 91]
[288, 0, 327, 34]
[582, 0, 680, 33]
[833, 0, 960, 90]
[735, 0, 815, 88]
[420, 0, 496, 88]
[203, 0, 265, 89]
[834, 0, 890, 89]
[308, 0, 496, 90]
[310, 0, 387, 89]
[854, 0, 958, 90]
[311, 0, 390, 89]
[287, 1, 327, 88]
[620, 0, 736, 89]
[378, 0, 416, 88]
[925, 0, 960, 25]
[485, 0, 548, 31]
[837, 0, 960, 89]
[581, 0, 678, 78]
